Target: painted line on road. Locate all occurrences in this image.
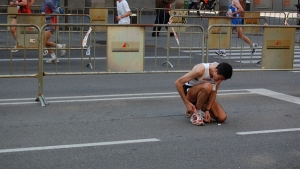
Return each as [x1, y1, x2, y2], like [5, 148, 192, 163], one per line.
[0, 56, 192, 62]
[0, 138, 160, 154]
[1, 89, 300, 106]
[0, 90, 252, 105]
[247, 88, 300, 105]
[236, 128, 300, 135]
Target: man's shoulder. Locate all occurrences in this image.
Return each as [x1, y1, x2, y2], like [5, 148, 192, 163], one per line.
[191, 64, 205, 75]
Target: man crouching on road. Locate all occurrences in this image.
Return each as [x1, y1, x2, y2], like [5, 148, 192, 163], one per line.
[175, 62, 233, 126]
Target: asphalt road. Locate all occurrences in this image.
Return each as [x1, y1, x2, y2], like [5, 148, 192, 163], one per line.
[0, 70, 300, 169]
[1, 12, 300, 169]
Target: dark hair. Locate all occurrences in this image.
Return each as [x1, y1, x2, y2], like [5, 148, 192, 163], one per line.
[216, 62, 233, 80]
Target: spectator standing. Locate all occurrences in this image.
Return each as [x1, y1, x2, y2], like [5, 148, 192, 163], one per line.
[152, 0, 174, 37]
[116, 0, 131, 24]
[188, 0, 200, 16]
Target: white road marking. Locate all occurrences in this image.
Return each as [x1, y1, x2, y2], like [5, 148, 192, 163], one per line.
[236, 128, 300, 135]
[0, 90, 252, 105]
[0, 56, 192, 62]
[247, 88, 300, 105]
[1, 89, 299, 106]
[0, 138, 160, 154]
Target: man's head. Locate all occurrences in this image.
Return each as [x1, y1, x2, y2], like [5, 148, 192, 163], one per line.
[216, 62, 233, 80]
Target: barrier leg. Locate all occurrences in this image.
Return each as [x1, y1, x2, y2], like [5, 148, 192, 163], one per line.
[161, 61, 174, 68]
[35, 95, 47, 107]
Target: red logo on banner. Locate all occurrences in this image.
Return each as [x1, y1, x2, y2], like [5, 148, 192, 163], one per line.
[276, 41, 280, 46]
[254, 0, 260, 5]
[284, 0, 290, 6]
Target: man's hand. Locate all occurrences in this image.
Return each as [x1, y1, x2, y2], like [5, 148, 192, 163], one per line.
[9, 1, 16, 6]
[204, 111, 211, 122]
[227, 11, 233, 17]
[186, 102, 196, 114]
[116, 15, 122, 21]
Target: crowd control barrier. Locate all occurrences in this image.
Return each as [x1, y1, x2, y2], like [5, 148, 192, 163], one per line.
[207, 24, 300, 70]
[61, 7, 139, 24]
[218, 11, 288, 25]
[139, 8, 217, 25]
[0, 24, 44, 104]
[1, 21, 300, 106]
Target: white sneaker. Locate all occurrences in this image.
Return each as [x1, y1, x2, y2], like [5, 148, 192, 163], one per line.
[43, 50, 48, 56]
[60, 44, 66, 57]
[215, 49, 226, 57]
[46, 57, 59, 63]
[185, 110, 193, 118]
[11, 46, 19, 53]
[252, 43, 258, 54]
[190, 111, 205, 126]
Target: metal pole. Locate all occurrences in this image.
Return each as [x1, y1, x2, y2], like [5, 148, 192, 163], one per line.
[114, 0, 117, 23]
[64, 0, 68, 29]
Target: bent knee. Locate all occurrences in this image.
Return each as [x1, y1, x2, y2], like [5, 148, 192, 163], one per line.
[216, 114, 227, 123]
[202, 83, 213, 93]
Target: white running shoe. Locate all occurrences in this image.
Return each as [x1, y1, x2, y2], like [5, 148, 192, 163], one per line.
[215, 49, 226, 57]
[11, 46, 19, 53]
[46, 57, 59, 63]
[252, 43, 258, 54]
[60, 44, 66, 57]
[190, 112, 205, 126]
[185, 110, 192, 118]
[43, 50, 48, 56]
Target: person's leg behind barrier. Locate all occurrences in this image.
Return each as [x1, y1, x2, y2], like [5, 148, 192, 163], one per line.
[45, 30, 58, 64]
[236, 27, 258, 54]
[10, 18, 19, 52]
[152, 9, 163, 36]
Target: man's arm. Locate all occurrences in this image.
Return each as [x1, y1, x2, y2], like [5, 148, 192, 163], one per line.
[28, 0, 34, 8]
[204, 81, 222, 111]
[232, 0, 244, 15]
[12, 0, 28, 6]
[123, 1, 131, 17]
[203, 81, 222, 122]
[175, 64, 205, 113]
[117, 1, 131, 20]
[46, 0, 59, 14]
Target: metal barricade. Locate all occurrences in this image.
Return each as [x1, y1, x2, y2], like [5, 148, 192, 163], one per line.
[0, 23, 41, 77]
[62, 7, 140, 24]
[217, 11, 288, 25]
[0, 24, 44, 104]
[36, 23, 205, 106]
[2, 21, 300, 106]
[207, 24, 300, 71]
[169, 15, 267, 55]
[259, 11, 288, 25]
[169, 15, 267, 32]
[139, 8, 218, 25]
[284, 16, 300, 44]
[40, 23, 205, 74]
